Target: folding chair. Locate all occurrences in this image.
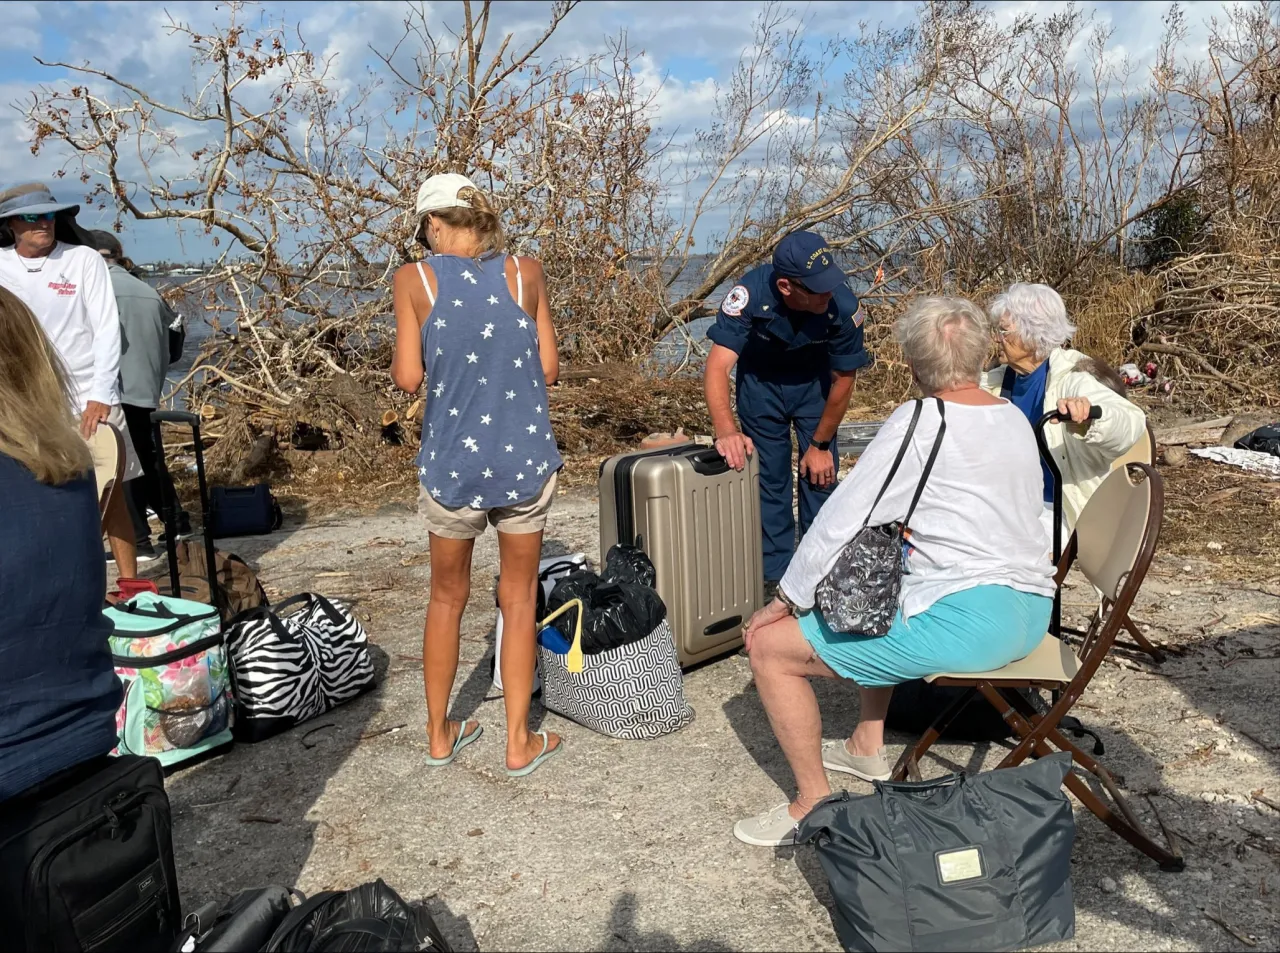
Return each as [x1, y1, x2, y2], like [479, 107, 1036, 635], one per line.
[890, 461, 1185, 870]
[1095, 423, 1166, 663]
[88, 422, 126, 521]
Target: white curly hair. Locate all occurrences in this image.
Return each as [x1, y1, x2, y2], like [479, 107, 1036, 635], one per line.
[988, 283, 1076, 360]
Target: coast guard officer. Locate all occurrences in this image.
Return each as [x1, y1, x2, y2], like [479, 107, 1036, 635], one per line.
[703, 231, 870, 593]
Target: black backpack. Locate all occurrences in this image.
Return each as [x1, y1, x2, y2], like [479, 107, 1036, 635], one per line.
[0, 754, 180, 953]
[264, 880, 450, 952]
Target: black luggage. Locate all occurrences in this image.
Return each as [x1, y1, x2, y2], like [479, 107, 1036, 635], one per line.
[209, 484, 283, 538]
[149, 411, 269, 622]
[172, 886, 294, 952]
[796, 752, 1076, 952]
[265, 879, 450, 952]
[0, 754, 180, 953]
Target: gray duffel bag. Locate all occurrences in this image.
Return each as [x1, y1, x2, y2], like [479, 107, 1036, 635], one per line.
[796, 752, 1076, 952]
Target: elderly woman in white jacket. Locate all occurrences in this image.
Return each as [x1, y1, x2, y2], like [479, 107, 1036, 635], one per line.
[984, 283, 1146, 536]
[733, 297, 1056, 849]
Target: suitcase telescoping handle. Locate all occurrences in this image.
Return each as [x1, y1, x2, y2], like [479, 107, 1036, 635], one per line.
[150, 409, 223, 618]
[1034, 406, 1102, 639]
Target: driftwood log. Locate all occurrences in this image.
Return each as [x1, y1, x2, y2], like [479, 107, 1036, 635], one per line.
[230, 431, 277, 484]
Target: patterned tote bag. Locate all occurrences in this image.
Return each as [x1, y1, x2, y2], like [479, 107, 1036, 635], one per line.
[225, 593, 376, 742]
[536, 598, 695, 740]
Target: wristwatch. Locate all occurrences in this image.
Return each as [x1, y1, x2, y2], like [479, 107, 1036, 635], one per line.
[812, 439, 832, 451]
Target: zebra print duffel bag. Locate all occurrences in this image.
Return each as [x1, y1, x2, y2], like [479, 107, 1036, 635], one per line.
[537, 598, 694, 740]
[225, 593, 376, 743]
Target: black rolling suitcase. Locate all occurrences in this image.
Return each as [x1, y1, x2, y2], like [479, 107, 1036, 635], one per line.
[0, 755, 180, 953]
[150, 411, 268, 621]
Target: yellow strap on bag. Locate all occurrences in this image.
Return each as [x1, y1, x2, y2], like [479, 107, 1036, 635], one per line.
[538, 598, 586, 674]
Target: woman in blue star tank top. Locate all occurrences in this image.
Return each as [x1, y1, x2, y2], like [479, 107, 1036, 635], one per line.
[392, 173, 563, 777]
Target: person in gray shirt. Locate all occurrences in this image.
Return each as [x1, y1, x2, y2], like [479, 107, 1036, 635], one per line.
[87, 231, 191, 555]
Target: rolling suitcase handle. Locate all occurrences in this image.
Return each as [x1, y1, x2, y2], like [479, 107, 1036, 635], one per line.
[150, 410, 224, 620]
[1034, 405, 1102, 639]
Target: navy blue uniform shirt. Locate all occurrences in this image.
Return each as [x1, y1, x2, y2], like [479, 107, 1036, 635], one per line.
[706, 264, 870, 381]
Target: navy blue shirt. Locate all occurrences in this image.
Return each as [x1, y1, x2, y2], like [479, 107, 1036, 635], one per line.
[706, 264, 871, 381]
[0, 455, 121, 802]
[1008, 362, 1055, 503]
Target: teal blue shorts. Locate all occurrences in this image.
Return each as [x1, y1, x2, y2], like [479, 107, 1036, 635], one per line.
[799, 585, 1052, 687]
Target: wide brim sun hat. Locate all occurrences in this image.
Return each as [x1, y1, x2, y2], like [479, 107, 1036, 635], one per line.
[0, 182, 81, 219]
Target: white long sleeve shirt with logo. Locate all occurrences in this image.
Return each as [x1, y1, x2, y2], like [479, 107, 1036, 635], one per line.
[0, 242, 121, 411]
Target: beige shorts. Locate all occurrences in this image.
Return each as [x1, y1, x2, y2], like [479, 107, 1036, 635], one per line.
[418, 471, 558, 539]
[87, 404, 144, 483]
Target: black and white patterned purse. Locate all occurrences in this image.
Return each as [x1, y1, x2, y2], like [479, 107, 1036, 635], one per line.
[815, 399, 946, 635]
[225, 593, 376, 743]
[536, 598, 695, 740]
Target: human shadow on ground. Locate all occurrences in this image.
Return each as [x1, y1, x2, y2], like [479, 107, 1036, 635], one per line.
[163, 643, 388, 913]
[421, 894, 479, 952]
[597, 892, 734, 953]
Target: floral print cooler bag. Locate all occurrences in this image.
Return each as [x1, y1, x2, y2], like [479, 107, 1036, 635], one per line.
[104, 592, 234, 766]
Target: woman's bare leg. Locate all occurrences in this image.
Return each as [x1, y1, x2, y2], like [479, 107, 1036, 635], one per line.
[423, 533, 476, 758]
[749, 615, 840, 819]
[846, 686, 894, 756]
[495, 529, 561, 770]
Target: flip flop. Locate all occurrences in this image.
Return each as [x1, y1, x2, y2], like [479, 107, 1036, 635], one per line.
[425, 720, 482, 766]
[506, 730, 562, 778]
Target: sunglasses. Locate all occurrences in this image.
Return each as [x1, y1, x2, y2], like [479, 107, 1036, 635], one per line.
[784, 277, 824, 295]
[14, 213, 56, 223]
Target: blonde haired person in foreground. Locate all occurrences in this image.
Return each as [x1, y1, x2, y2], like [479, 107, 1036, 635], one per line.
[985, 282, 1146, 537]
[0, 286, 122, 802]
[733, 297, 1055, 848]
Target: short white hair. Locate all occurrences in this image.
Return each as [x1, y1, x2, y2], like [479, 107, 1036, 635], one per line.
[988, 283, 1076, 360]
[893, 297, 991, 395]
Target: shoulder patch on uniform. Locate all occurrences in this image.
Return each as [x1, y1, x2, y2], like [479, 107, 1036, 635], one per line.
[852, 304, 865, 328]
[720, 284, 749, 317]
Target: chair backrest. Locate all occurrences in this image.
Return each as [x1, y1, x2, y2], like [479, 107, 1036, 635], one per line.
[1073, 462, 1162, 603]
[1110, 422, 1156, 471]
[89, 423, 125, 516]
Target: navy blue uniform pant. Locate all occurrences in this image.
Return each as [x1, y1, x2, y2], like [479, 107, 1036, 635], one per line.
[737, 371, 838, 582]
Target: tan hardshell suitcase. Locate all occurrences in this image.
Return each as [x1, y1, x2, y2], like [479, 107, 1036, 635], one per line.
[599, 443, 763, 667]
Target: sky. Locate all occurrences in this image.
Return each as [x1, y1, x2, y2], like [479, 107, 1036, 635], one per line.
[0, 0, 1229, 262]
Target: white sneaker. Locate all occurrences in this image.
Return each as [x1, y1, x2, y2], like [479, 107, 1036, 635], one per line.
[733, 803, 800, 847]
[822, 741, 891, 782]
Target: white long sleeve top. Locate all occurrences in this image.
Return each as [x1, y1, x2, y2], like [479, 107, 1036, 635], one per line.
[0, 242, 122, 411]
[780, 398, 1056, 621]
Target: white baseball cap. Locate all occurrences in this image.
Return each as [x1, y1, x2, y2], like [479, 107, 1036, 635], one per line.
[415, 173, 478, 217]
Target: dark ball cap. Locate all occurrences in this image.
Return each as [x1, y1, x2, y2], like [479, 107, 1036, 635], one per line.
[772, 231, 848, 294]
[86, 229, 124, 258]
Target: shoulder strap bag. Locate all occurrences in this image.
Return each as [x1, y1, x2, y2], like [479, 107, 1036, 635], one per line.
[814, 398, 947, 636]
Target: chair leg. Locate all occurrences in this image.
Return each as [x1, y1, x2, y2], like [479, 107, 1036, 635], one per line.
[988, 690, 1184, 870]
[890, 687, 982, 783]
[1121, 613, 1166, 663]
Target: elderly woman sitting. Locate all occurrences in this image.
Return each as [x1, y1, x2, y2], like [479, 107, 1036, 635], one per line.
[985, 283, 1146, 535]
[734, 297, 1055, 848]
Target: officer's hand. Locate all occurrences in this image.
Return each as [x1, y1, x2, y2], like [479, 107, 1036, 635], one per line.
[715, 432, 754, 471]
[799, 445, 837, 487]
[1056, 397, 1093, 425]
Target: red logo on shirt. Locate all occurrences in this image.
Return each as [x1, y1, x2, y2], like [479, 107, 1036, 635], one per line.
[47, 281, 77, 297]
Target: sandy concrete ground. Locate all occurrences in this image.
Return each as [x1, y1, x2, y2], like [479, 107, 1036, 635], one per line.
[161, 490, 1279, 952]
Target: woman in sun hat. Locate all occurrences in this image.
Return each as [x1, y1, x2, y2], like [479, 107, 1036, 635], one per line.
[391, 172, 564, 777]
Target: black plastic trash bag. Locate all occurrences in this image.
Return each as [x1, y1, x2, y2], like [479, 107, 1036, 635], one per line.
[1235, 423, 1280, 458]
[547, 570, 667, 655]
[600, 544, 657, 588]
